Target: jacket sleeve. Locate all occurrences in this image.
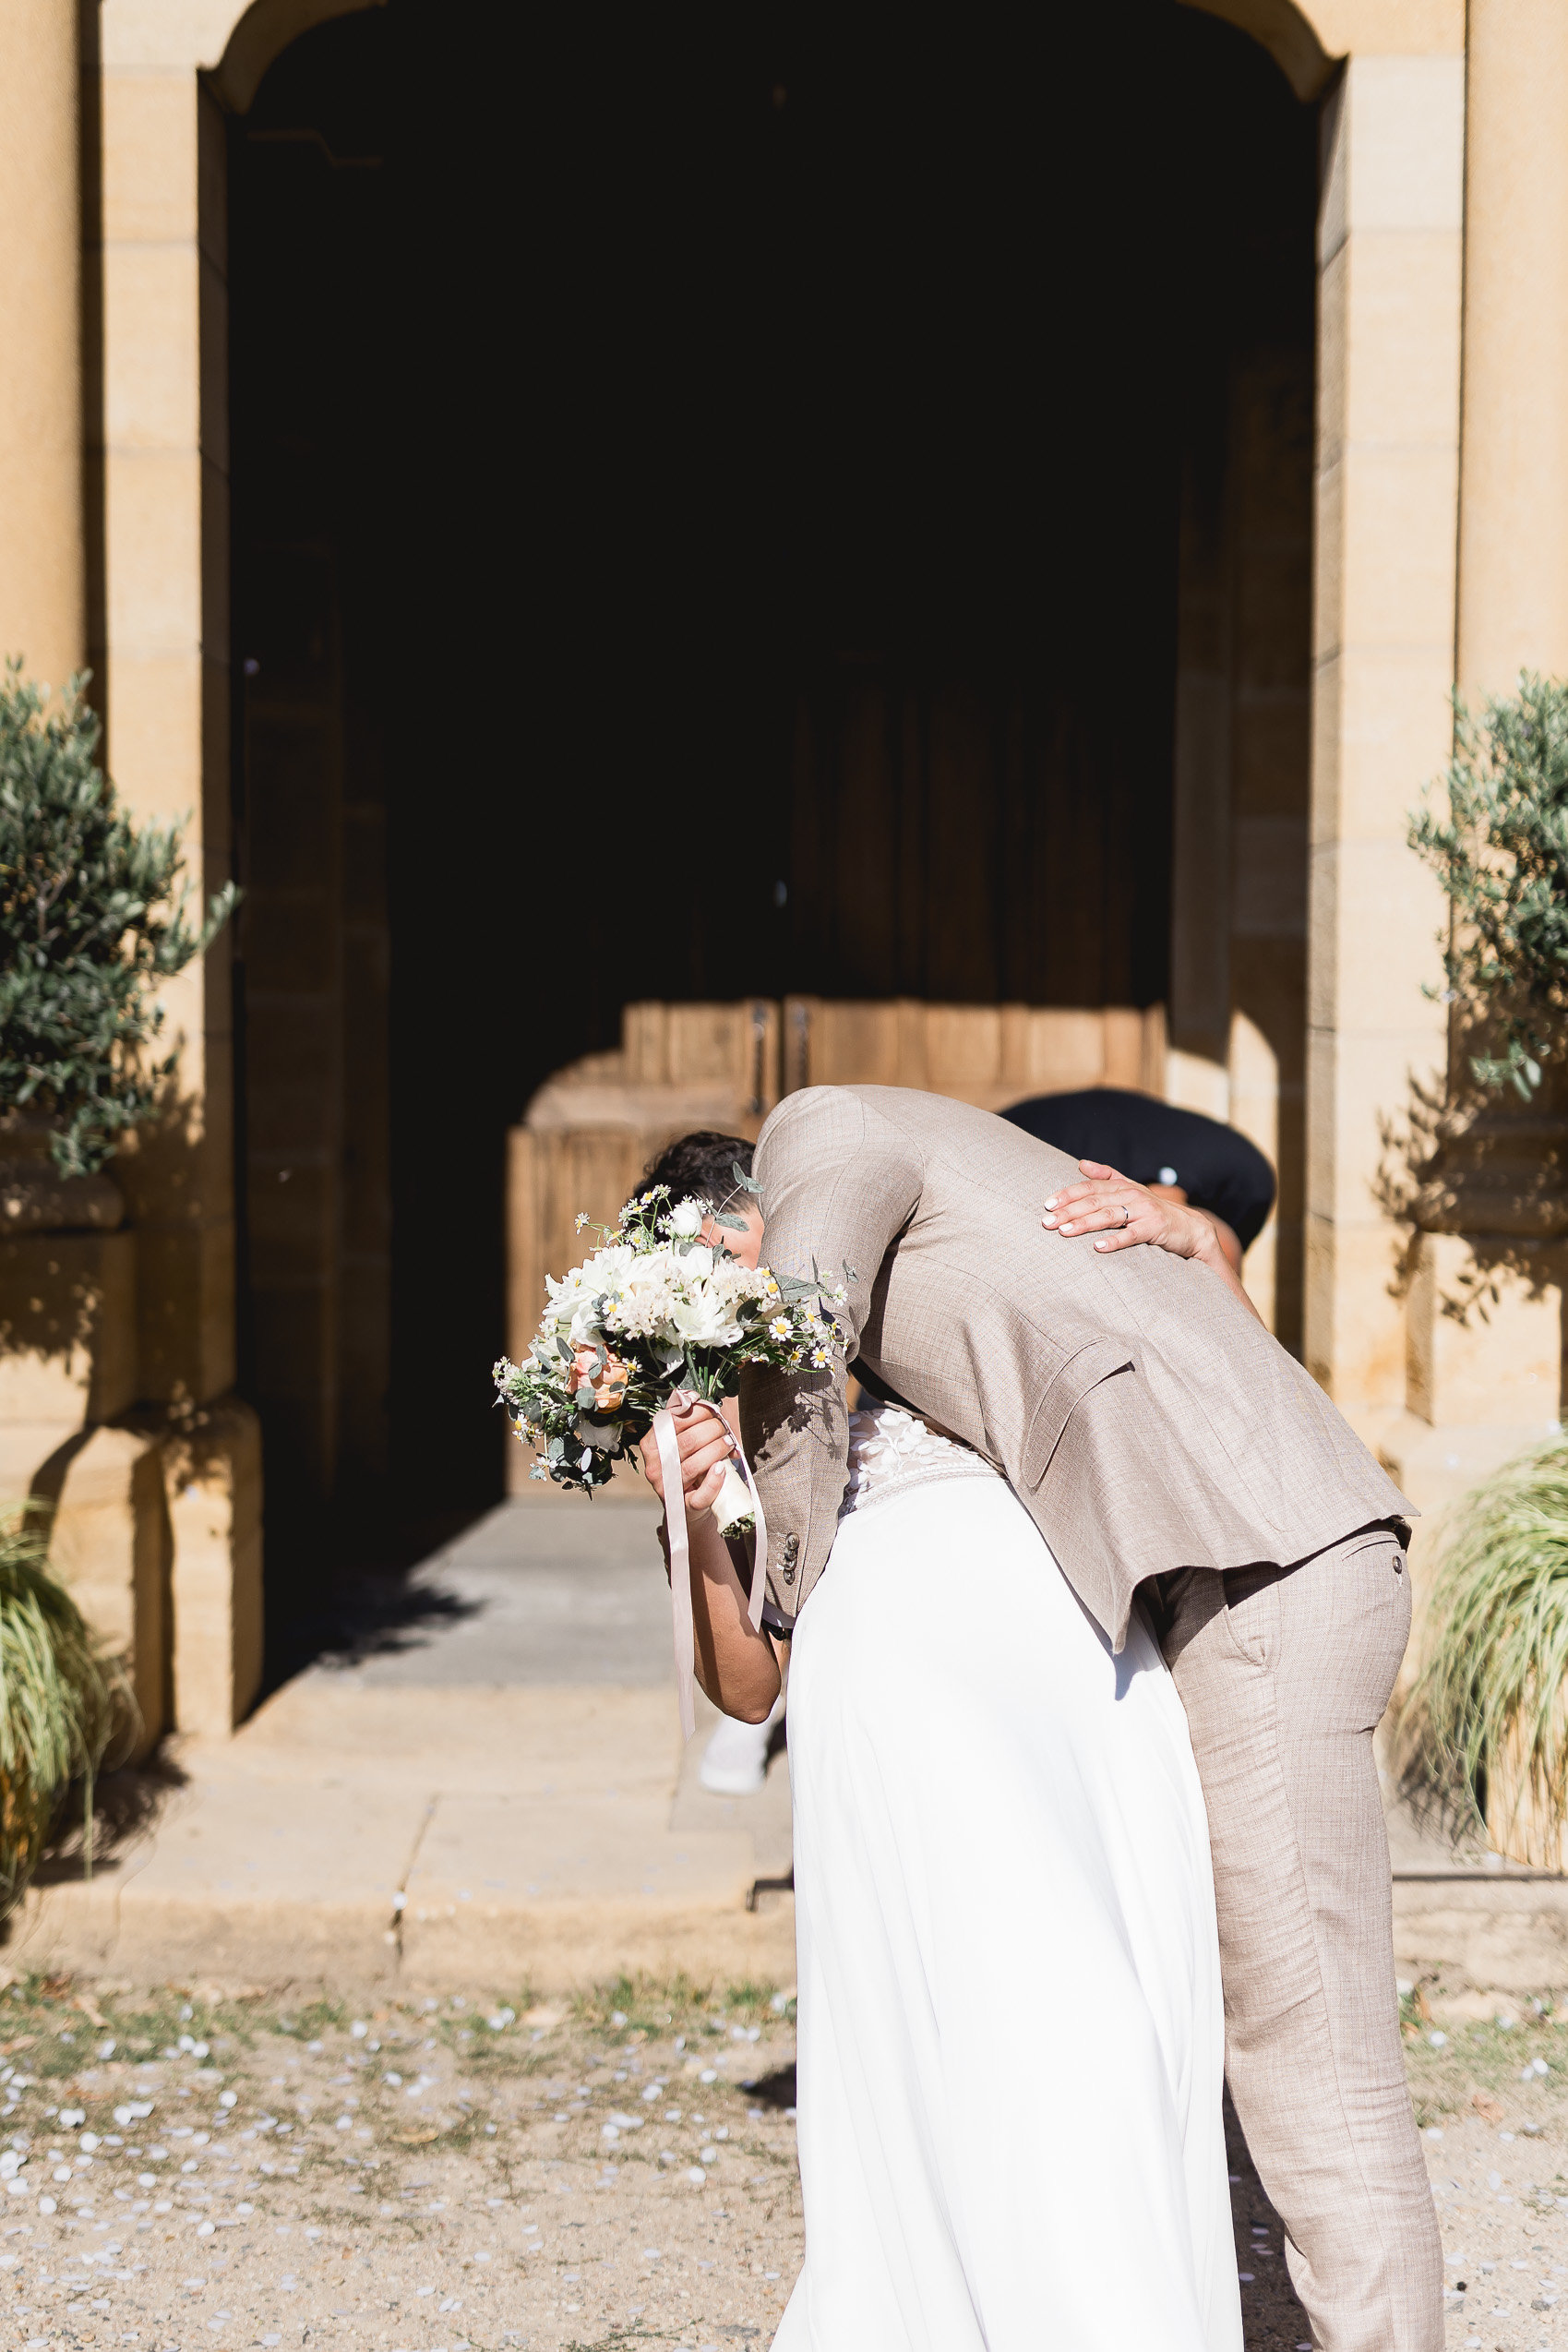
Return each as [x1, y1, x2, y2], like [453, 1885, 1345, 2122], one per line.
[738, 1089, 923, 1618]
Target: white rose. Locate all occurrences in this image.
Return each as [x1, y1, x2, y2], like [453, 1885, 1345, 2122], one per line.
[667, 1199, 704, 1239]
[668, 1294, 736, 1350]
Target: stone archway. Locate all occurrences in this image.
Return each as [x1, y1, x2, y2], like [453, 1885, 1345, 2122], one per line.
[1179, 0, 1335, 100]
[210, 0, 386, 113]
[38, 0, 1476, 1730]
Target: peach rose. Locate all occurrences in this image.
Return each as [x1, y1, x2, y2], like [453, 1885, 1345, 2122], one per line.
[569, 1344, 629, 1412]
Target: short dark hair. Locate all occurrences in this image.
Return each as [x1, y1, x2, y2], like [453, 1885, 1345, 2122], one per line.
[636, 1131, 754, 1213]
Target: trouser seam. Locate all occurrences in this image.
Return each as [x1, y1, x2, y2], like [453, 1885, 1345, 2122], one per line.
[1228, 1612, 1400, 2340]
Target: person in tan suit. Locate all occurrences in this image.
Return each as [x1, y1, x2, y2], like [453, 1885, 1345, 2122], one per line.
[651, 1084, 1442, 2352]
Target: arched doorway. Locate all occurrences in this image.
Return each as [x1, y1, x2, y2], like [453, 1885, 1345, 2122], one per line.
[226, 0, 1317, 1656]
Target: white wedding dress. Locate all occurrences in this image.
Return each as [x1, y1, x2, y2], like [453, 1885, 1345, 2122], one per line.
[773, 1402, 1242, 2352]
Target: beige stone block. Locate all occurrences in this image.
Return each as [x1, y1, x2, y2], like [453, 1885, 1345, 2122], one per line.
[1165, 1050, 1229, 1122]
[1235, 579, 1310, 714]
[200, 482, 231, 698]
[1340, 55, 1465, 234]
[197, 77, 227, 270]
[101, 648, 204, 815]
[1299, 1, 1463, 60]
[1305, 1022, 1443, 1225]
[133, 1216, 235, 1408]
[1320, 646, 1460, 843]
[104, 242, 200, 452]
[1310, 645, 1345, 840]
[1341, 232, 1463, 450]
[1303, 1206, 1407, 1404]
[1316, 241, 1347, 469]
[0, 1230, 138, 1424]
[1339, 442, 1463, 651]
[1232, 815, 1307, 938]
[1406, 1230, 1566, 1427]
[1231, 698, 1310, 821]
[1231, 938, 1306, 1083]
[45, 1423, 169, 1752]
[1320, 68, 1348, 268]
[116, 1093, 234, 1242]
[1023, 1009, 1107, 1091]
[1313, 450, 1345, 665]
[0, 0, 85, 687]
[164, 1393, 262, 1737]
[101, 70, 195, 244]
[1307, 835, 1447, 1029]
[0, 1422, 82, 1511]
[1457, 0, 1568, 695]
[104, 448, 201, 653]
[102, 4, 276, 76]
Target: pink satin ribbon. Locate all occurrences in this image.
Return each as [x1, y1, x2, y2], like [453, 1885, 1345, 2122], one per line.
[652, 1388, 769, 1740]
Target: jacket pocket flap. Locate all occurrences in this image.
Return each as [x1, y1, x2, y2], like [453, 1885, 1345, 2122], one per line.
[1021, 1338, 1134, 1488]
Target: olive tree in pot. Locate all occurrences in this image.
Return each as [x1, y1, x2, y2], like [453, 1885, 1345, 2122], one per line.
[0, 661, 235, 1197]
[0, 663, 234, 1778]
[1403, 675, 1568, 1857]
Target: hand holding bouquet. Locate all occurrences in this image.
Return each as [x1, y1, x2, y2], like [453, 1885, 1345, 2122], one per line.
[493, 1175, 846, 1535]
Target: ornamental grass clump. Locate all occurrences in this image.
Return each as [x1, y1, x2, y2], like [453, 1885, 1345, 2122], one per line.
[1406, 1435, 1568, 1852]
[0, 1512, 123, 1915]
[0, 662, 235, 1176]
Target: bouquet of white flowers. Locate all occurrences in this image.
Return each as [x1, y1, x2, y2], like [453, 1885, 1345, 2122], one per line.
[493, 1173, 846, 1537]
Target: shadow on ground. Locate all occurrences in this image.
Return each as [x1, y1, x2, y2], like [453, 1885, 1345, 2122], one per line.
[1226, 2084, 1311, 2348]
[258, 1501, 491, 1696]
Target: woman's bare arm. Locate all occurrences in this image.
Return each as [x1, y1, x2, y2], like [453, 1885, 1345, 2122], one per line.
[640, 1406, 783, 1722]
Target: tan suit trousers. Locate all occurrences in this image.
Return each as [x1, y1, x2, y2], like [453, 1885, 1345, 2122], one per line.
[1163, 1528, 1442, 2352]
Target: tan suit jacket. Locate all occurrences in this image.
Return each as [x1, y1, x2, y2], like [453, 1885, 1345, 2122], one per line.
[739, 1086, 1411, 1647]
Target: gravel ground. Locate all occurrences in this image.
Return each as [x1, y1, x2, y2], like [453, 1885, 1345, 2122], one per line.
[1, 1965, 1562, 2350]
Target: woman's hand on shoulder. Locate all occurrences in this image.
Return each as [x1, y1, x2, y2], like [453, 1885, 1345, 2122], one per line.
[1041, 1159, 1263, 1322]
[1041, 1161, 1214, 1262]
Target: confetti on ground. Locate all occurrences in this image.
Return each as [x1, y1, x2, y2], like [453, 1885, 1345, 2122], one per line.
[0, 1968, 1560, 2347]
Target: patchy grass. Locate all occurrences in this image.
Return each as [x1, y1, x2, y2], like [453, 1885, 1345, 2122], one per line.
[1401, 1986, 1568, 2131]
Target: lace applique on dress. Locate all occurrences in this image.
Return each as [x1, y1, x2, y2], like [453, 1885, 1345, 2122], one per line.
[839, 1401, 1000, 1520]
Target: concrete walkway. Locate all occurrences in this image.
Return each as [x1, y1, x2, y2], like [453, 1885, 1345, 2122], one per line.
[16, 1488, 796, 1993]
[14, 1482, 1568, 1997]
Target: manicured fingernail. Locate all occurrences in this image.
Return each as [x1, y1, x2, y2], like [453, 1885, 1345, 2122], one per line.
[1041, 1214, 1059, 1228]
[1095, 1239, 1109, 1250]
[1044, 1195, 1058, 1209]
[1059, 1220, 1076, 1233]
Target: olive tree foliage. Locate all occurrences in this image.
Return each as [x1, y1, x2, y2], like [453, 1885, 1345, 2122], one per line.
[0, 666, 236, 1177]
[1409, 672, 1568, 1100]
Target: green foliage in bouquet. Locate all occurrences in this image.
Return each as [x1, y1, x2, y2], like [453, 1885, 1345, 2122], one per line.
[0, 1510, 126, 1917]
[1409, 671, 1568, 1100]
[494, 1170, 846, 1510]
[0, 664, 237, 1176]
[1405, 1434, 1568, 1844]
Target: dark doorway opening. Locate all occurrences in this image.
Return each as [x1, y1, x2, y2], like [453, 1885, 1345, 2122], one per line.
[227, 1, 1315, 1671]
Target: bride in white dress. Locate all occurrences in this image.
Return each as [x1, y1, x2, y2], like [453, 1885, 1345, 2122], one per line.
[647, 1389, 1241, 2351]
[637, 1169, 1243, 2352]
[776, 1398, 1240, 2352]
